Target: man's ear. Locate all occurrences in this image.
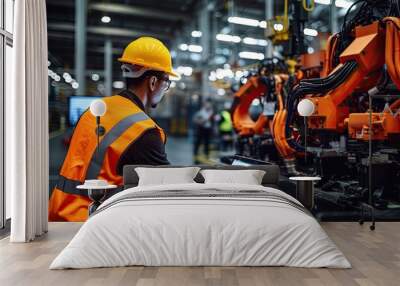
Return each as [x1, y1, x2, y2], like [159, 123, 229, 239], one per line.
[149, 76, 157, 91]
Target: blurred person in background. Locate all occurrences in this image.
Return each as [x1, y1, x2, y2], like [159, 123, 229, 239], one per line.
[193, 98, 214, 159]
[49, 37, 177, 221]
[216, 101, 233, 152]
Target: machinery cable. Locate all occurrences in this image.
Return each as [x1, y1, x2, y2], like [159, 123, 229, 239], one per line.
[284, 61, 358, 151]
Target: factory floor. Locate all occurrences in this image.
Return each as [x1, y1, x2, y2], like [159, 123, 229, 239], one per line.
[1, 222, 399, 286]
[49, 130, 400, 221]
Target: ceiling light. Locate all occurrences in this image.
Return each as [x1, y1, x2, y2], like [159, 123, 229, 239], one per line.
[258, 39, 268, 46]
[243, 37, 268, 46]
[191, 30, 202, 37]
[221, 27, 230, 34]
[243, 37, 258, 45]
[112, 81, 125, 89]
[72, 82, 79, 89]
[190, 53, 202, 61]
[217, 89, 226, 96]
[239, 51, 265, 60]
[307, 47, 315, 54]
[179, 44, 188, 51]
[91, 74, 100, 81]
[101, 16, 111, 23]
[214, 56, 227, 65]
[188, 44, 203, 53]
[228, 16, 260, 27]
[216, 48, 231, 56]
[304, 28, 318, 37]
[216, 34, 241, 43]
[315, 0, 331, 4]
[179, 82, 186, 89]
[335, 0, 354, 8]
[177, 66, 193, 77]
[215, 68, 234, 79]
[273, 23, 284, 31]
[259, 21, 267, 29]
[209, 71, 217, 81]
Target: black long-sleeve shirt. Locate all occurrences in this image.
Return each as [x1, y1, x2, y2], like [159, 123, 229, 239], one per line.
[116, 90, 169, 175]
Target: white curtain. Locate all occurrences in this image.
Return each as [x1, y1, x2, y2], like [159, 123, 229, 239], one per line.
[8, 0, 49, 242]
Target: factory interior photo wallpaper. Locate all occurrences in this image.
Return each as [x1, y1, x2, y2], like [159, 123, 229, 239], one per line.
[0, 0, 400, 285]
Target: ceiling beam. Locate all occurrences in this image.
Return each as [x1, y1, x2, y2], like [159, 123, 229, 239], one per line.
[48, 23, 171, 40]
[89, 3, 190, 22]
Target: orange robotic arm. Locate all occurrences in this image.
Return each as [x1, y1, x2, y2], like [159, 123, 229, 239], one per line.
[306, 22, 385, 131]
[285, 20, 400, 151]
[231, 73, 296, 160]
[344, 18, 400, 141]
[383, 17, 400, 90]
[283, 22, 387, 152]
[271, 75, 296, 159]
[231, 76, 268, 137]
[310, 19, 400, 141]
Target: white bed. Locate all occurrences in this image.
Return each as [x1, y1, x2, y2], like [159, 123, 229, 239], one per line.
[50, 182, 351, 269]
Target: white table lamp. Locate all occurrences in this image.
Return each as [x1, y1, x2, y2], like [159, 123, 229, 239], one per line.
[90, 99, 107, 163]
[90, 99, 107, 117]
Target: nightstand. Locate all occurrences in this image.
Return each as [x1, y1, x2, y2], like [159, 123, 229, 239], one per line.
[289, 176, 321, 210]
[77, 183, 117, 215]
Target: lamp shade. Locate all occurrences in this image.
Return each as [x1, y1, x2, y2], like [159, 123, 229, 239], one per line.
[90, 99, 107, 117]
[297, 99, 315, 117]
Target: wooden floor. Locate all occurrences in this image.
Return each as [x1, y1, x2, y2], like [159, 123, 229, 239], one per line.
[0, 222, 399, 286]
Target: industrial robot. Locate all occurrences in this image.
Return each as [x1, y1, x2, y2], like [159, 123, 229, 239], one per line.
[284, 0, 400, 210]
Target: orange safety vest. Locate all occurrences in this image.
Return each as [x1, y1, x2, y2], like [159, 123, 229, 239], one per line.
[49, 95, 166, 222]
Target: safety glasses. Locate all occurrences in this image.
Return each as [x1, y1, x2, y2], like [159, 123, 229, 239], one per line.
[159, 76, 171, 91]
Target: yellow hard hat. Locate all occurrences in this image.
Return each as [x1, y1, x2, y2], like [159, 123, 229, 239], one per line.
[118, 37, 179, 77]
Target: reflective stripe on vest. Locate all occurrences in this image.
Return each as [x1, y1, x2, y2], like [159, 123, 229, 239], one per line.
[56, 176, 84, 196]
[56, 176, 124, 196]
[56, 111, 149, 196]
[85, 112, 149, 179]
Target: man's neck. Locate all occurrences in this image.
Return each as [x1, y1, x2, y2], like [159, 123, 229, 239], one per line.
[128, 87, 147, 107]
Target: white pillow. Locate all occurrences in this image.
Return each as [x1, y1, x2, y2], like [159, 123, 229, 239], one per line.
[200, 169, 266, 185]
[135, 167, 201, 186]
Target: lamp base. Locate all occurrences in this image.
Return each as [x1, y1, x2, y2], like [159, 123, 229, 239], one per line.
[87, 188, 107, 215]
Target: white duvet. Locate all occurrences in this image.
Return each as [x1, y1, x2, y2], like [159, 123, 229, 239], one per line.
[50, 183, 351, 269]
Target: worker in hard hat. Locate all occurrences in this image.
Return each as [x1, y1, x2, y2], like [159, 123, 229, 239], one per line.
[216, 102, 233, 152]
[49, 37, 176, 221]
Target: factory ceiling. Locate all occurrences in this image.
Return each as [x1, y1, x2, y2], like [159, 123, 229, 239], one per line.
[46, 0, 346, 81]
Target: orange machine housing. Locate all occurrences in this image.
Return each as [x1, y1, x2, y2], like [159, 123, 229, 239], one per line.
[346, 112, 400, 141]
[346, 99, 400, 141]
[299, 51, 326, 78]
[307, 22, 385, 132]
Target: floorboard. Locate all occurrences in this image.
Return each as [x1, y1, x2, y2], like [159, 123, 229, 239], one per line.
[0, 222, 399, 286]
